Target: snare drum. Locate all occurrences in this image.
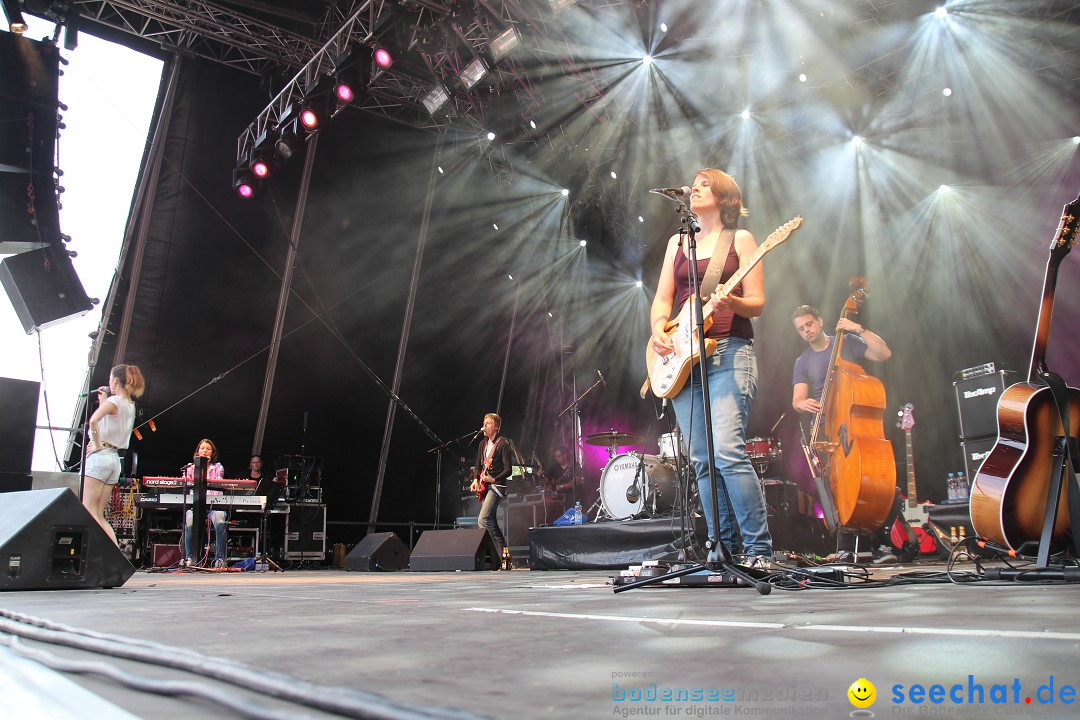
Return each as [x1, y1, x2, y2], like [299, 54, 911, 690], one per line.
[600, 453, 677, 520]
[657, 431, 686, 462]
[745, 437, 778, 460]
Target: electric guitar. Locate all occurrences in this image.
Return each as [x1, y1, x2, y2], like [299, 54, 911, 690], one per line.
[893, 403, 938, 554]
[970, 193, 1080, 555]
[646, 216, 803, 398]
[475, 447, 495, 502]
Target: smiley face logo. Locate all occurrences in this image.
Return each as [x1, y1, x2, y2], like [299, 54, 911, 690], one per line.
[848, 678, 876, 708]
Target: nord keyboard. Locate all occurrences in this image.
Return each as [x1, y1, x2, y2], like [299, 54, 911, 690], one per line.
[142, 476, 256, 491]
[135, 493, 267, 510]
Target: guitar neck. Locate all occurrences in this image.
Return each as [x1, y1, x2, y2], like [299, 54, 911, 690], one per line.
[1027, 257, 1060, 382]
[905, 429, 917, 505]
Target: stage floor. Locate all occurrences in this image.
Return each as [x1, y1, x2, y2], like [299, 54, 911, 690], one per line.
[1, 561, 1079, 719]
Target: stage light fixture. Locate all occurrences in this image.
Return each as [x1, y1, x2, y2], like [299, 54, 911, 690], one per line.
[3, 0, 27, 33]
[232, 167, 257, 199]
[935, 6, 948, 18]
[299, 106, 321, 132]
[63, 13, 79, 50]
[740, 109, 751, 120]
[248, 130, 277, 178]
[642, 55, 653, 65]
[422, 84, 450, 115]
[489, 27, 520, 62]
[373, 46, 393, 69]
[550, 0, 580, 16]
[579, 239, 587, 247]
[485, 131, 496, 141]
[275, 120, 304, 161]
[460, 57, 489, 91]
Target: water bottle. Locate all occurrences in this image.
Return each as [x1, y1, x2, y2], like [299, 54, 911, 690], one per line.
[946, 473, 957, 501]
[573, 501, 584, 525]
[255, 556, 268, 573]
[957, 472, 968, 500]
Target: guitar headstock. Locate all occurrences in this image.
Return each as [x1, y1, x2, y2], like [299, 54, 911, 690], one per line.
[759, 216, 803, 253]
[1049, 193, 1080, 262]
[896, 402, 914, 431]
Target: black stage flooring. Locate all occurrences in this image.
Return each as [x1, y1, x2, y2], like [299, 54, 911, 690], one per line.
[2, 560, 1079, 719]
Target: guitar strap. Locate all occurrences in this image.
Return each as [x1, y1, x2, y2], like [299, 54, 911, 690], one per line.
[696, 228, 737, 300]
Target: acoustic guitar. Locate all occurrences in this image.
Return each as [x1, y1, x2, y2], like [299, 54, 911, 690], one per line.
[969, 192, 1080, 555]
[646, 216, 803, 398]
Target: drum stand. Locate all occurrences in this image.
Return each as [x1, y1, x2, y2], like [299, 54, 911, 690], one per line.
[616, 198, 770, 595]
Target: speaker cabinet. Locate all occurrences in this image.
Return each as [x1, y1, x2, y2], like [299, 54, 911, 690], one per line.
[0, 488, 135, 590]
[953, 370, 1014, 440]
[345, 532, 410, 572]
[284, 502, 326, 560]
[0, 246, 93, 334]
[409, 528, 499, 571]
[961, 436, 997, 480]
[0, 377, 39, 478]
[152, 544, 182, 568]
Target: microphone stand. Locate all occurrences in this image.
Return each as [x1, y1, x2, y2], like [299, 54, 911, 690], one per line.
[427, 429, 481, 528]
[617, 199, 770, 595]
[556, 374, 605, 509]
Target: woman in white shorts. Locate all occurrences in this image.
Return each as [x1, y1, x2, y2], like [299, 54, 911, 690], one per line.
[84, 364, 145, 545]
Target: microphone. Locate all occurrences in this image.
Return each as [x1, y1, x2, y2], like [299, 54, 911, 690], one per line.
[470, 427, 485, 443]
[79, 386, 110, 397]
[596, 369, 607, 388]
[649, 186, 691, 199]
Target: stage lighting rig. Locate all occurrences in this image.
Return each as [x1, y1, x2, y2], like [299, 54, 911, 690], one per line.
[2, 0, 27, 33]
[422, 83, 450, 115]
[488, 27, 520, 62]
[459, 56, 489, 91]
[274, 120, 304, 162]
[249, 130, 277, 179]
[232, 165, 257, 199]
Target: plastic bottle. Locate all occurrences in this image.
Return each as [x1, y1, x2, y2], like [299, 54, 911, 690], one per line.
[573, 501, 584, 525]
[957, 472, 968, 500]
[946, 472, 957, 501]
[255, 556, 268, 573]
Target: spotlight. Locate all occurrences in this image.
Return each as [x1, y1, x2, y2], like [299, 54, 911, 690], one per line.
[561, 189, 569, 197]
[485, 131, 496, 141]
[942, 87, 953, 97]
[299, 106, 321, 132]
[3, 0, 27, 34]
[489, 27, 520, 62]
[249, 130, 277, 179]
[798, 73, 807, 82]
[422, 84, 450, 115]
[274, 116, 304, 161]
[740, 109, 751, 120]
[934, 6, 948, 18]
[579, 240, 587, 247]
[851, 135, 863, 146]
[660, 22, 668, 33]
[642, 55, 653, 65]
[232, 167, 257, 199]
[373, 46, 393, 69]
[460, 57, 489, 91]
[63, 14, 80, 50]
[334, 81, 354, 104]
[635, 280, 643, 288]
[938, 184, 952, 193]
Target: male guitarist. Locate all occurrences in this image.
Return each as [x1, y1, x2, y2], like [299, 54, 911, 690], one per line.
[790, 304, 902, 564]
[648, 168, 772, 568]
[471, 412, 512, 563]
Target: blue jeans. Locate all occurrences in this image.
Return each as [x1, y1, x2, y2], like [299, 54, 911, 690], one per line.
[478, 486, 507, 552]
[185, 509, 228, 561]
[671, 337, 772, 557]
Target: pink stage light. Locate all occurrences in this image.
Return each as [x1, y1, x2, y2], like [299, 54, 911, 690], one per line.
[373, 47, 393, 69]
[335, 82, 354, 104]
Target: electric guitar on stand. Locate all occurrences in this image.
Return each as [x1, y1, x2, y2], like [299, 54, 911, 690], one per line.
[894, 403, 938, 555]
[646, 216, 803, 398]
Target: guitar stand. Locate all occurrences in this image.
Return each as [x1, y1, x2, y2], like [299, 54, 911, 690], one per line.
[616, 196, 771, 596]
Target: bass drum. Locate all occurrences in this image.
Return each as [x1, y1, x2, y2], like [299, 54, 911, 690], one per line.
[600, 453, 678, 520]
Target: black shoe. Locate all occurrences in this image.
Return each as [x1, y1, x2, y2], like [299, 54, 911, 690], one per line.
[872, 546, 898, 565]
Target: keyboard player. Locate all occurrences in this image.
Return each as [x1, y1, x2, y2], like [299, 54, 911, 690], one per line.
[182, 438, 228, 567]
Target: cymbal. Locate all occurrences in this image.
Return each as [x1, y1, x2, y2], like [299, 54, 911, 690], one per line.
[584, 430, 644, 447]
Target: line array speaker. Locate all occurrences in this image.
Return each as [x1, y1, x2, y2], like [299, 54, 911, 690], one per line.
[0, 246, 93, 333]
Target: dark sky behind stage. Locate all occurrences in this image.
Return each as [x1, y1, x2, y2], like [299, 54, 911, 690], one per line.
[75, 1, 1080, 545]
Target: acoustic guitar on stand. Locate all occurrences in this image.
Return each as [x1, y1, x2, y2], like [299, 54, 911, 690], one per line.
[969, 192, 1080, 556]
[646, 216, 803, 399]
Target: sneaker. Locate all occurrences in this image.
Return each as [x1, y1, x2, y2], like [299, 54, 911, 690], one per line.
[180, 558, 191, 568]
[829, 550, 855, 564]
[872, 546, 898, 565]
[742, 556, 775, 571]
[212, 558, 225, 569]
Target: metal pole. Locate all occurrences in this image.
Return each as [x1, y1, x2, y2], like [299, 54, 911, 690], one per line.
[252, 132, 320, 454]
[367, 136, 443, 533]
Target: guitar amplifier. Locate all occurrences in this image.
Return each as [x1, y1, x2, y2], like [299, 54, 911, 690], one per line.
[953, 369, 1015, 440]
[961, 436, 997, 480]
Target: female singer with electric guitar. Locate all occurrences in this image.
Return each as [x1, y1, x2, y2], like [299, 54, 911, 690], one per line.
[471, 413, 512, 561]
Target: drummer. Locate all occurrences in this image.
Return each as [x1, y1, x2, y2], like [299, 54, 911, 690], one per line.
[544, 446, 598, 507]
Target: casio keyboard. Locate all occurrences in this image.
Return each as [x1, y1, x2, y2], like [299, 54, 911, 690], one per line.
[134, 493, 273, 510]
[142, 476, 256, 491]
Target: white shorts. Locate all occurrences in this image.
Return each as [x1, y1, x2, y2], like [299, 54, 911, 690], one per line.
[85, 449, 122, 485]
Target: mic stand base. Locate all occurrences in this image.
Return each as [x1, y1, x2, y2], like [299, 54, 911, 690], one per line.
[613, 558, 772, 595]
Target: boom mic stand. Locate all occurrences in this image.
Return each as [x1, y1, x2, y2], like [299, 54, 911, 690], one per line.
[556, 374, 605, 509]
[617, 197, 769, 595]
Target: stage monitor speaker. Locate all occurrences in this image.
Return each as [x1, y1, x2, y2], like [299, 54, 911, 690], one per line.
[345, 532, 410, 572]
[961, 436, 998, 480]
[409, 528, 498, 572]
[0, 488, 135, 591]
[0, 246, 93, 334]
[953, 370, 1015, 440]
[0, 377, 39, 478]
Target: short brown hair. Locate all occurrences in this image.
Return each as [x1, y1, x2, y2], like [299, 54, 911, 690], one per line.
[484, 413, 502, 429]
[792, 305, 821, 321]
[698, 168, 747, 228]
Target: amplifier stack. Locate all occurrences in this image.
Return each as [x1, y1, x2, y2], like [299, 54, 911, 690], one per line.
[953, 366, 1014, 479]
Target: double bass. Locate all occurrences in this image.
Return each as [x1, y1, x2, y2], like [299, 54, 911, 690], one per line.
[809, 277, 895, 532]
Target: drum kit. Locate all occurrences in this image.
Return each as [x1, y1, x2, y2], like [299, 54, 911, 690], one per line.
[588, 427, 784, 522]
